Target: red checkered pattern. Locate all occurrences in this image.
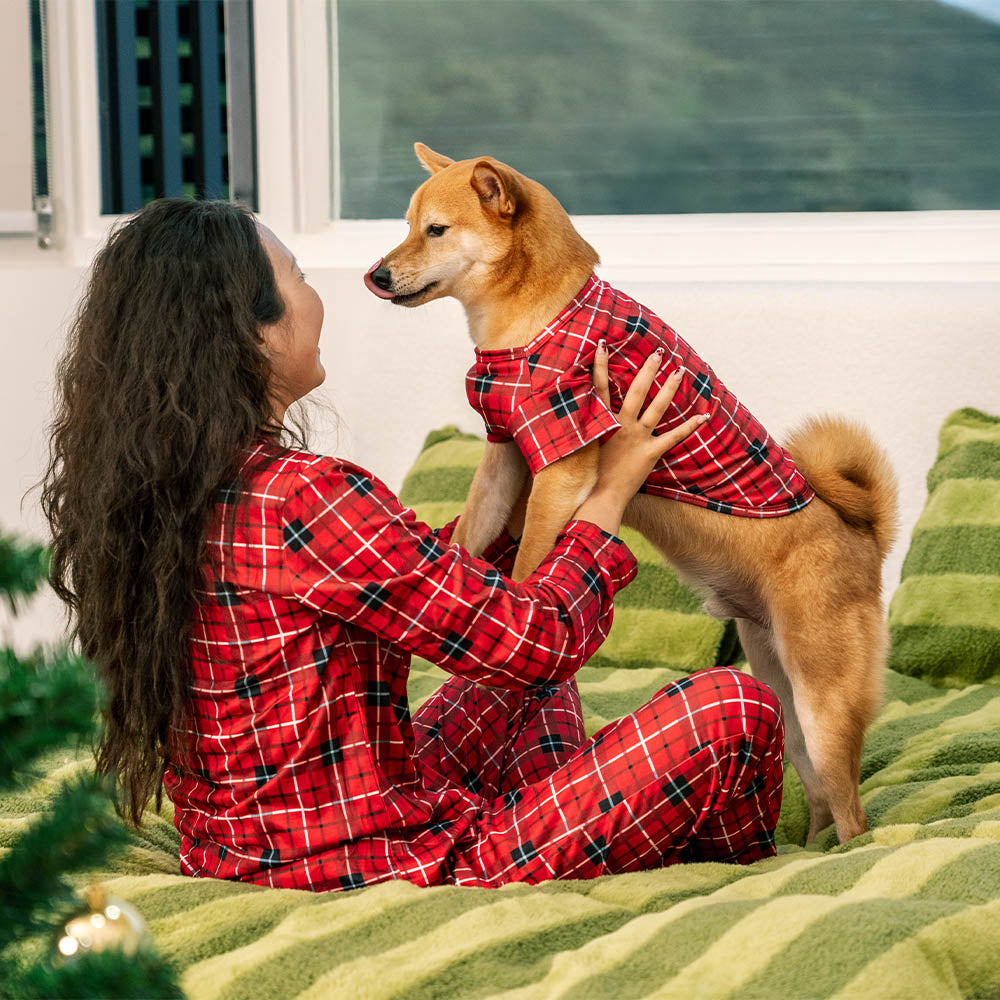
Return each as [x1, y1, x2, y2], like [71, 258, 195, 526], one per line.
[467, 274, 815, 518]
[416, 667, 785, 886]
[163, 437, 638, 892]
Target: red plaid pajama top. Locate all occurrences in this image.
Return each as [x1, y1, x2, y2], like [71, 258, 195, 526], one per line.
[162, 437, 637, 892]
[467, 274, 814, 518]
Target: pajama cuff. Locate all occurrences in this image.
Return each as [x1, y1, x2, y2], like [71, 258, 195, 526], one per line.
[558, 518, 639, 596]
[433, 518, 519, 569]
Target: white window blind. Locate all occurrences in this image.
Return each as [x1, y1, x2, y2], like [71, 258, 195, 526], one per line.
[0, 0, 34, 234]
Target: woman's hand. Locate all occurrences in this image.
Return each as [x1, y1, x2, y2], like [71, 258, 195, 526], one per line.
[573, 341, 708, 535]
[592, 341, 708, 505]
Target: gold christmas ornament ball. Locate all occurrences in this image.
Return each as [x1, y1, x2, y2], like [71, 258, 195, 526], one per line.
[55, 883, 148, 959]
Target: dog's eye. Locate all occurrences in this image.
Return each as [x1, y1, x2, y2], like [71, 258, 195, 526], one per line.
[426, 224, 449, 237]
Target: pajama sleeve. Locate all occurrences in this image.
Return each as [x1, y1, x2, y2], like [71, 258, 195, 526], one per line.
[279, 457, 637, 689]
[511, 362, 621, 475]
[433, 516, 520, 578]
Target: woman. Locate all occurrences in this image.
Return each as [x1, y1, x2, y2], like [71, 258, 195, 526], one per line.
[41, 198, 784, 892]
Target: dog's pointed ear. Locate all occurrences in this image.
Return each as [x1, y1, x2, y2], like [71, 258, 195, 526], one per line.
[414, 142, 454, 175]
[471, 161, 518, 219]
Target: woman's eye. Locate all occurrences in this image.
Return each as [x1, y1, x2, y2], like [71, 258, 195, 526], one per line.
[426, 224, 449, 237]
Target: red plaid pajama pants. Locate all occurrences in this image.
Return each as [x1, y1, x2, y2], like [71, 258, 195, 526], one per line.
[412, 666, 785, 887]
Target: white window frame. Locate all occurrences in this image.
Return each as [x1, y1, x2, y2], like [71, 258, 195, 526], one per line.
[53, 0, 1000, 283]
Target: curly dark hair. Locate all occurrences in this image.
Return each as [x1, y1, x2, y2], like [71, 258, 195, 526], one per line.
[39, 198, 312, 826]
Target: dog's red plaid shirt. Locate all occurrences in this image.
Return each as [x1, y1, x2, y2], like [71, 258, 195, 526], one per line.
[467, 274, 814, 518]
[162, 438, 637, 892]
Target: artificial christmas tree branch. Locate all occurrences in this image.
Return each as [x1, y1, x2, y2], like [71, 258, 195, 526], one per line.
[0, 527, 183, 998]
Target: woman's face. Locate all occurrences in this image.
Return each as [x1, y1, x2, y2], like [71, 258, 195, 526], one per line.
[257, 224, 325, 416]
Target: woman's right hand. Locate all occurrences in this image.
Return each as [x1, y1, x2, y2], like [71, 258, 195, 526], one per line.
[573, 341, 708, 534]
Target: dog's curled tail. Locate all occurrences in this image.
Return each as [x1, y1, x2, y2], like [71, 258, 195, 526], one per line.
[785, 415, 900, 561]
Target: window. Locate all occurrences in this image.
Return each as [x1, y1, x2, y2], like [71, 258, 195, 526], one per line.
[39, 0, 997, 278]
[333, 0, 1000, 220]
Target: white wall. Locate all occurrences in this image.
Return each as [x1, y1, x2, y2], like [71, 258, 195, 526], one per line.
[3, 246, 997, 654]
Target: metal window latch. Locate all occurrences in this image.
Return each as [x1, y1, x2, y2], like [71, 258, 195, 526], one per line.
[32, 0, 54, 249]
[34, 195, 54, 249]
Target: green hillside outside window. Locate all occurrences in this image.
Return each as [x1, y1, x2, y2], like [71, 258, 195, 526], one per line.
[335, 0, 1000, 218]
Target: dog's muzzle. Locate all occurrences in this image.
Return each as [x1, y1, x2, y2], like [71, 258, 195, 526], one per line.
[364, 258, 396, 300]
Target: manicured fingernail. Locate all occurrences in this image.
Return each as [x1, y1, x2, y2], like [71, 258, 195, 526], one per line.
[699, 413, 710, 423]
[655, 347, 665, 356]
[597, 339, 607, 353]
[671, 368, 683, 379]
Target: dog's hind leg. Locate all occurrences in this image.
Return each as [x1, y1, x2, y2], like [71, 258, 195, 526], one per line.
[736, 619, 833, 843]
[768, 602, 886, 844]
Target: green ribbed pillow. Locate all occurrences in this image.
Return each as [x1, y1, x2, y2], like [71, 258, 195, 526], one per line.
[398, 425, 740, 673]
[888, 408, 1000, 685]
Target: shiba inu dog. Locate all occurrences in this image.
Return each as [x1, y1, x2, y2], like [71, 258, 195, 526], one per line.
[363, 142, 898, 845]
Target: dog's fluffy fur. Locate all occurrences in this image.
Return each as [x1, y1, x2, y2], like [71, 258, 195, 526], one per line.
[366, 143, 899, 844]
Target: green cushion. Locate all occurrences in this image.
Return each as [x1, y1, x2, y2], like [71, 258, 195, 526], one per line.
[398, 425, 741, 672]
[888, 408, 1000, 685]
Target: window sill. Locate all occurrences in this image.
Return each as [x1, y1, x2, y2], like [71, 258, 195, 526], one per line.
[71, 209, 1000, 282]
[264, 209, 1000, 284]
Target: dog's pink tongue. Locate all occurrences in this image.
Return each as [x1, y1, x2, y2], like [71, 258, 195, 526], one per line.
[364, 258, 395, 300]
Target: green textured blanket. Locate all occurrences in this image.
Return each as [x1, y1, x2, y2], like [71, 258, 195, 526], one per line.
[4, 667, 1000, 999]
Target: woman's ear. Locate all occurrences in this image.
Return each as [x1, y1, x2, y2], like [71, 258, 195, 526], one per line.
[257, 321, 282, 358]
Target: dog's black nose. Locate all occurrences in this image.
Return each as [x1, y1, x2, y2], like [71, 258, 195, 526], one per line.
[371, 266, 393, 291]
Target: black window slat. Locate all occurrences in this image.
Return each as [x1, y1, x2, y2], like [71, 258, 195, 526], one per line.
[149, 0, 184, 198]
[192, 0, 224, 199]
[96, 0, 239, 212]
